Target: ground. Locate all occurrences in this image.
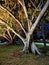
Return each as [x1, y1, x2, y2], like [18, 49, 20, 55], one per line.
[0, 44, 49, 65]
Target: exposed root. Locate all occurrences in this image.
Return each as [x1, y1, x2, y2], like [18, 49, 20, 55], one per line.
[31, 42, 42, 55]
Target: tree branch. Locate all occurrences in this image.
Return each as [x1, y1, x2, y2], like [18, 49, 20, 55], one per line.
[18, 0, 28, 18]
[30, 0, 49, 35]
[0, 34, 10, 42]
[13, 34, 16, 40]
[37, 0, 43, 11]
[0, 18, 25, 44]
[0, 5, 27, 36]
[30, 0, 40, 11]
[5, 28, 12, 41]
[18, 0, 30, 32]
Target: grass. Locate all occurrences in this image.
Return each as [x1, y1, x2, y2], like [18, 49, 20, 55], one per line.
[0, 44, 49, 65]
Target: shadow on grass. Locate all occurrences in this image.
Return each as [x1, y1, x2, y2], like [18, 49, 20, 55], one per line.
[39, 46, 49, 56]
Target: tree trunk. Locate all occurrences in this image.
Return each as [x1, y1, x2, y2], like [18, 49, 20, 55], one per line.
[22, 39, 29, 53]
[22, 40, 41, 55]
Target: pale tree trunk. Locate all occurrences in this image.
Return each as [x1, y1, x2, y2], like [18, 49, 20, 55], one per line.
[0, 0, 49, 55]
[22, 33, 30, 53]
[22, 0, 49, 54]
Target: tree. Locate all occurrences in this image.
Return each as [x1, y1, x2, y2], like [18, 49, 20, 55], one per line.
[0, 0, 49, 55]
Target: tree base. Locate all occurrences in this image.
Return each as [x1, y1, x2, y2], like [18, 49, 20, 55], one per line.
[31, 42, 41, 55]
[22, 42, 42, 55]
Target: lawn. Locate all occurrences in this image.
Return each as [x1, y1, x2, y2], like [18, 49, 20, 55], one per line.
[0, 44, 49, 65]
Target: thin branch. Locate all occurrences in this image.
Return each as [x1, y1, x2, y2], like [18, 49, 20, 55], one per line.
[31, 15, 34, 21]
[30, 0, 37, 9]
[0, 18, 25, 43]
[30, 0, 49, 35]
[0, 5, 27, 36]
[18, 0, 28, 18]
[5, 34, 10, 40]
[37, 0, 43, 11]
[13, 34, 16, 40]
[18, 0, 30, 32]
[30, 0, 39, 11]
[5, 28, 12, 41]
[0, 34, 10, 42]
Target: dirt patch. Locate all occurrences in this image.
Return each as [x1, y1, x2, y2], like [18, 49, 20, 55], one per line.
[9, 50, 24, 57]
